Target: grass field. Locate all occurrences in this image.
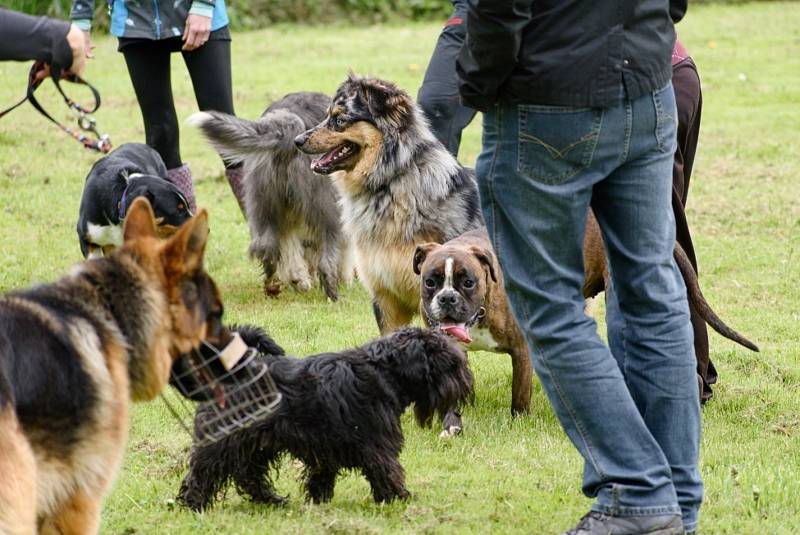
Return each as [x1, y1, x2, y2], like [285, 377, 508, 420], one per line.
[1, 2, 799, 533]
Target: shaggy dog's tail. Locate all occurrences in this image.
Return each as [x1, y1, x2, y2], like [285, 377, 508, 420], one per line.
[187, 111, 301, 165]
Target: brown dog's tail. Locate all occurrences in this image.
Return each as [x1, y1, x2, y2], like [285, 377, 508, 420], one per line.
[673, 243, 760, 352]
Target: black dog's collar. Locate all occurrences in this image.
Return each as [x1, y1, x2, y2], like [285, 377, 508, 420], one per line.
[118, 185, 130, 220]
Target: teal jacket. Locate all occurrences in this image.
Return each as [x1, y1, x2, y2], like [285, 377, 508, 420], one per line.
[70, 0, 229, 40]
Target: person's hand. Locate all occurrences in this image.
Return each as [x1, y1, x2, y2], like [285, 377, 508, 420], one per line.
[65, 24, 88, 76]
[182, 14, 211, 51]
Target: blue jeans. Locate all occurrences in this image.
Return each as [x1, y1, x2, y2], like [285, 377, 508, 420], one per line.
[476, 83, 703, 531]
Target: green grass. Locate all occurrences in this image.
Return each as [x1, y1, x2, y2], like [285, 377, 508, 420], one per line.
[1, 2, 799, 533]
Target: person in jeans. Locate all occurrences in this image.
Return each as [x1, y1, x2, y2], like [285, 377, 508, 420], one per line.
[418, 4, 715, 405]
[457, 1, 702, 534]
[70, 0, 246, 214]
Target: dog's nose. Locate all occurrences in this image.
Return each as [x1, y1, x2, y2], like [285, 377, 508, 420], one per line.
[293, 132, 307, 148]
[437, 293, 458, 307]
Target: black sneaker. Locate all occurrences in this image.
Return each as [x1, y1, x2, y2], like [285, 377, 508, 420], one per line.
[562, 511, 685, 535]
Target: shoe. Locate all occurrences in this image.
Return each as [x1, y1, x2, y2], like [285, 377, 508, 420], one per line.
[562, 511, 684, 535]
[166, 163, 196, 213]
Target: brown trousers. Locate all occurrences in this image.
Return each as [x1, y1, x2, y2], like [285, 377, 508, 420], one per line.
[672, 57, 716, 402]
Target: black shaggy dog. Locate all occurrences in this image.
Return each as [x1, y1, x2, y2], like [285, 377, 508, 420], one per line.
[178, 326, 473, 511]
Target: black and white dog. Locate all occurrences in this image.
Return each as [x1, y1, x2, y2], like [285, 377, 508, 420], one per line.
[77, 143, 192, 257]
[177, 325, 474, 511]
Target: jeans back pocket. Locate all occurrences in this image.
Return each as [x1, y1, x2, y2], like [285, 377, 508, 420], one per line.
[517, 105, 603, 185]
[652, 84, 677, 154]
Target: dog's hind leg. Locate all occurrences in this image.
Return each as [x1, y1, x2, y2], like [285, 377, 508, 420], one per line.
[302, 464, 339, 504]
[362, 455, 410, 503]
[233, 449, 287, 507]
[317, 228, 343, 302]
[0, 407, 36, 535]
[248, 223, 282, 297]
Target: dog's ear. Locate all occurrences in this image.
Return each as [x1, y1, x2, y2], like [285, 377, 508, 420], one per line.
[469, 245, 498, 283]
[362, 80, 414, 127]
[233, 323, 286, 356]
[161, 209, 209, 278]
[123, 197, 158, 242]
[413, 242, 440, 275]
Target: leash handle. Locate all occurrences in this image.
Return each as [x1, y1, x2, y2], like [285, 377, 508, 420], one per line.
[0, 62, 112, 153]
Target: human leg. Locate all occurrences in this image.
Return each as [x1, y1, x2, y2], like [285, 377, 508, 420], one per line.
[183, 39, 246, 213]
[417, 1, 477, 157]
[121, 42, 182, 169]
[476, 100, 682, 523]
[672, 58, 715, 401]
[594, 83, 702, 532]
[122, 42, 196, 210]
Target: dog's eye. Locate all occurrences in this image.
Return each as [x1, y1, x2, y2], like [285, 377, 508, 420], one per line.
[331, 116, 344, 129]
[462, 279, 475, 289]
[424, 278, 436, 289]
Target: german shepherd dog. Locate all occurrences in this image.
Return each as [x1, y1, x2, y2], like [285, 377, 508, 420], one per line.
[0, 198, 221, 534]
[294, 75, 483, 332]
[188, 93, 352, 301]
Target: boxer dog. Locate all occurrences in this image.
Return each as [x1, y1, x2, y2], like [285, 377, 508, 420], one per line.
[414, 228, 532, 434]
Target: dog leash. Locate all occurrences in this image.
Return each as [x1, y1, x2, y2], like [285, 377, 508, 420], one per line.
[0, 61, 112, 153]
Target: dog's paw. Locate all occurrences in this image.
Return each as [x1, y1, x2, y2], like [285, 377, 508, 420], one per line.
[263, 281, 282, 298]
[438, 425, 462, 439]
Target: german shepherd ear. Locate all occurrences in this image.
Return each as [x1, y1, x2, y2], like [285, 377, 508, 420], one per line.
[162, 209, 209, 277]
[123, 197, 158, 242]
[413, 242, 440, 275]
[469, 245, 498, 283]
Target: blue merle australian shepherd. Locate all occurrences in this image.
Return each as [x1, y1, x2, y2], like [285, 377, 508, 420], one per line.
[295, 74, 484, 334]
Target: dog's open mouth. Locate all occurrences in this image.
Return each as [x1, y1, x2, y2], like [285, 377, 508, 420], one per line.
[311, 141, 359, 174]
[438, 322, 472, 344]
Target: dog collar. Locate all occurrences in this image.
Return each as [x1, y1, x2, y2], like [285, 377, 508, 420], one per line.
[118, 185, 130, 221]
[466, 306, 487, 328]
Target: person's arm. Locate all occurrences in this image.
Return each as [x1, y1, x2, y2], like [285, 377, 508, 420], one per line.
[0, 8, 85, 74]
[455, 0, 533, 112]
[183, 0, 215, 51]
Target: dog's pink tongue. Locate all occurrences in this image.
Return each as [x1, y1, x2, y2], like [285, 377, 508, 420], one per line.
[312, 148, 339, 172]
[441, 323, 472, 344]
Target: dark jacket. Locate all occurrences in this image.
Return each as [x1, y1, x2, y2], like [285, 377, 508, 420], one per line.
[70, 0, 228, 40]
[0, 8, 73, 71]
[456, 0, 687, 111]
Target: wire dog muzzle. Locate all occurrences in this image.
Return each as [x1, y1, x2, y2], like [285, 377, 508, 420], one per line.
[164, 332, 282, 447]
